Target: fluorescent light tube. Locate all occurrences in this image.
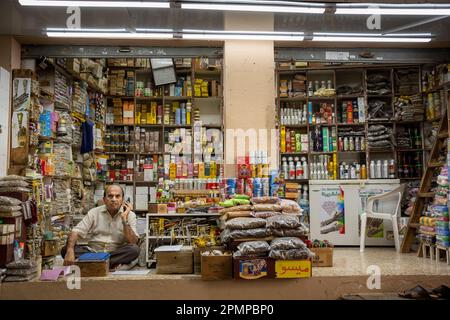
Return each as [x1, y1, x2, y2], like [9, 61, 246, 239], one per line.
[312, 36, 431, 43]
[181, 3, 324, 14]
[182, 29, 304, 41]
[47, 32, 174, 39]
[19, 0, 170, 8]
[46, 27, 128, 32]
[335, 3, 450, 16]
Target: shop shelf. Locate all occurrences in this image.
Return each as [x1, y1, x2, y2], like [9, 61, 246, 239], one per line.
[279, 97, 307, 102]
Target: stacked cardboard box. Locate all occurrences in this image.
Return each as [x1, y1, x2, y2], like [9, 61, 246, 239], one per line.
[112, 98, 123, 124]
[122, 101, 134, 125]
[109, 70, 126, 96]
[285, 182, 300, 199]
[108, 58, 135, 67]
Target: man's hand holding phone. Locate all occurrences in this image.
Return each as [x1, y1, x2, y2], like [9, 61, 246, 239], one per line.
[121, 201, 132, 223]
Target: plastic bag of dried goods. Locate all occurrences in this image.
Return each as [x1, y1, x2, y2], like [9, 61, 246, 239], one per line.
[266, 215, 300, 229]
[270, 237, 307, 250]
[0, 180, 29, 188]
[225, 217, 266, 230]
[280, 199, 303, 214]
[220, 228, 268, 242]
[253, 204, 282, 212]
[251, 196, 280, 204]
[251, 211, 281, 219]
[237, 241, 270, 255]
[268, 248, 313, 260]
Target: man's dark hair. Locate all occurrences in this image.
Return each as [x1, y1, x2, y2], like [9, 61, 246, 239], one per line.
[103, 184, 125, 198]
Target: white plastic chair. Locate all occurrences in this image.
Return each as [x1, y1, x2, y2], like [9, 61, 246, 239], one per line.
[360, 184, 405, 253]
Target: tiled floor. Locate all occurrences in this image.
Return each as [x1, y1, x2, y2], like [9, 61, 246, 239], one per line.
[313, 247, 450, 277]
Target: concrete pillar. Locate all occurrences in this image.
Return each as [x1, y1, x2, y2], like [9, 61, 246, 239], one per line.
[223, 12, 277, 177]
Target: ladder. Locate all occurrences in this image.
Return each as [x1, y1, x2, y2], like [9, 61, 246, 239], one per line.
[400, 109, 448, 253]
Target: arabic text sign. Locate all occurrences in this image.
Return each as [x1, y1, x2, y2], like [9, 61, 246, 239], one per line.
[275, 260, 311, 278]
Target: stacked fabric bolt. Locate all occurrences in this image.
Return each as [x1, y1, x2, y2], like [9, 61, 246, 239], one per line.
[53, 143, 73, 177]
[367, 73, 391, 95]
[0, 175, 30, 194]
[4, 259, 38, 282]
[394, 95, 424, 122]
[268, 237, 313, 260]
[367, 125, 395, 150]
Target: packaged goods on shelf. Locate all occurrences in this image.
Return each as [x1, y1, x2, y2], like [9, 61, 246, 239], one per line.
[397, 152, 422, 179]
[280, 103, 307, 125]
[394, 68, 420, 96]
[54, 70, 70, 110]
[310, 154, 337, 180]
[104, 126, 134, 152]
[53, 143, 73, 177]
[72, 81, 87, 114]
[394, 95, 424, 122]
[310, 126, 337, 152]
[337, 127, 365, 152]
[55, 111, 73, 144]
[368, 99, 392, 121]
[51, 178, 72, 215]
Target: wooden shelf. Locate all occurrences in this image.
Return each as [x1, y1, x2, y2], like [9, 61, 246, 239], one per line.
[337, 123, 365, 126]
[164, 124, 193, 128]
[135, 124, 163, 128]
[106, 123, 135, 127]
[285, 179, 309, 182]
[310, 123, 336, 127]
[279, 97, 307, 102]
[194, 96, 221, 100]
[105, 95, 134, 99]
[164, 96, 192, 101]
[338, 151, 366, 154]
[308, 96, 336, 100]
[310, 151, 336, 154]
[400, 177, 422, 180]
[336, 94, 364, 99]
[281, 152, 309, 155]
[397, 149, 423, 152]
[367, 94, 393, 98]
[437, 132, 448, 139]
[280, 124, 308, 128]
[368, 149, 394, 153]
[194, 69, 221, 76]
[418, 192, 435, 198]
[104, 152, 134, 155]
[135, 96, 163, 100]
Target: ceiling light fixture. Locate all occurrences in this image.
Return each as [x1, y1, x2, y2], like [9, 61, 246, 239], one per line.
[335, 3, 450, 15]
[19, 0, 170, 8]
[46, 29, 174, 39]
[181, 0, 325, 14]
[312, 35, 432, 43]
[182, 29, 304, 41]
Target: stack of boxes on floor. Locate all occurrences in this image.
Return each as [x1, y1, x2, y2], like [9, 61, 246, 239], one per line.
[417, 166, 449, 249]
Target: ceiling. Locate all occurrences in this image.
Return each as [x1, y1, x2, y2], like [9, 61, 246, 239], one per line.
[1, 0, 450, 47]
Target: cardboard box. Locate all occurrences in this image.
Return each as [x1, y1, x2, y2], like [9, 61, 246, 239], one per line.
[148, 203, 158, 213]
[157, 204, 168, 214]
[193, 246, 225, 274]
[233, 257, 275, 280]
[42, 240, 60, 257]
[274, 259, 312, 278]
[310, 247, 333, 267]
[75, 259, 109, 277]
[201, 253, 232, 280]
[156, 246, 193, 274]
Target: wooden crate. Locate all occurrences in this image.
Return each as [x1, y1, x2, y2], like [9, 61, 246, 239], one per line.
[201, 253, 232, 280]
[194, 246, 225, 274]
[156, 247, 193, 274]
[75, 259, 109, 277]
[42, 240, 60, 257]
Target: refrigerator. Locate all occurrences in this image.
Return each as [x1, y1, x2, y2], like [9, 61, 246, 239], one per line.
[309, 179, 400, 246]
